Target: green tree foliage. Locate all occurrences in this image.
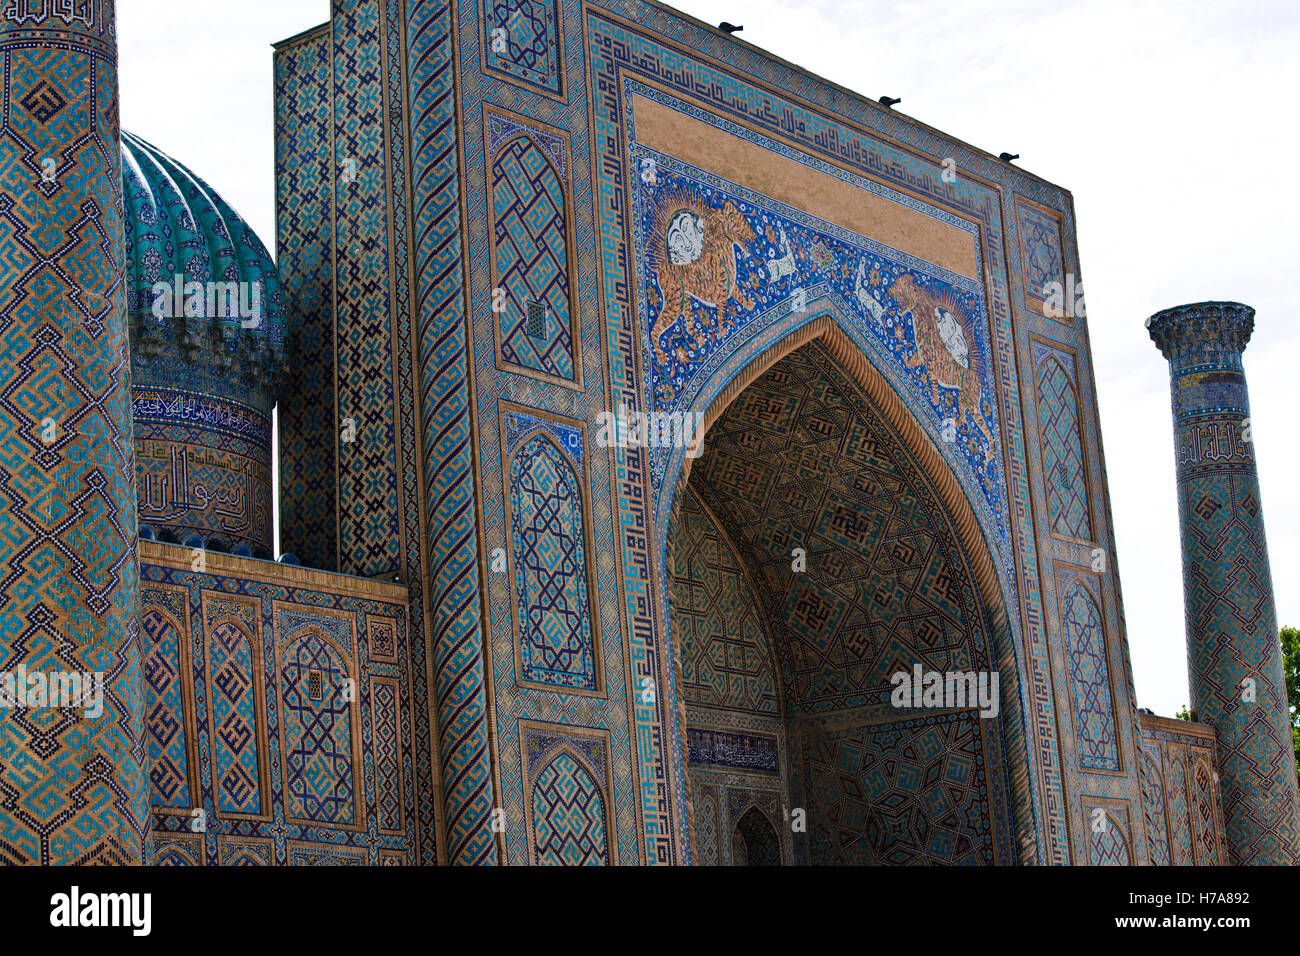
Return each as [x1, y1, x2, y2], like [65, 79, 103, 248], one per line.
[1280, 626, 1300, 784]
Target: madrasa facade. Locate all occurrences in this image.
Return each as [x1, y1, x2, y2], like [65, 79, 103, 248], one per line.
[1, 0, 1296, 867]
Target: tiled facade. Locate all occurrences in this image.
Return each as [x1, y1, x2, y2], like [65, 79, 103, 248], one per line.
[3, 0, 1288, 865]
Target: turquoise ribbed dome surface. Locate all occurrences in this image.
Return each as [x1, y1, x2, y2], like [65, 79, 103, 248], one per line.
[121, 131, 286, 411]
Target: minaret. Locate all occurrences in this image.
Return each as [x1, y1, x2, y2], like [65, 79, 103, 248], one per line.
[0, 3, 146, 863]
[1147, 301, 1300, 865]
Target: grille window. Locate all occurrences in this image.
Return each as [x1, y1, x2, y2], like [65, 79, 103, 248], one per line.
[308, 669, 323, 701]
[525, 299, 548, 340]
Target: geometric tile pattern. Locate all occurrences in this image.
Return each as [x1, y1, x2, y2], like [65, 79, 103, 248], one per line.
[733, 806, 782, 866]
[669, 487, 779, 716]
[141, 544, 413, 865]
[532, 751, 607, 865]
[1058, 575, 1118, 772]
[1166, 747, 1194, 866]
[273, 27, 337, 571]
[205, 617, 263, 817]
[458, 0, 640, 866]
[483, 0, 563, 97]
[1148, 302, 1300, 864]
[523, 725, 610, 865]
[332, 0, 402, 578]
[508, 430, 596, 691]
[1034, 343, 1092, 540]
[1016, 200, 1065, 314]
[692, 782, 720, 865]
[1085, 806, 1130, 866]
[372, 679, 403, 833]
[142, 605, 192, 811]
[1191, 754, 1223, 865]
[801, 710, 995, 865]
[1138, 745, 1170, 866]
[279, 615, 357, 826]
[1139, 715, 1229, 865]
[0, 0, 147, 864]
[407, 0, 497, 865]
[589, 10, 1066, 861]
[696, 344, 995, 717]
[491, 123, 576, 383]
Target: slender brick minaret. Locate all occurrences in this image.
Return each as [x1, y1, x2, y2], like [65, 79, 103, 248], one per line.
[1148, 301, 1300, 865]
[0, 2, 146, 863]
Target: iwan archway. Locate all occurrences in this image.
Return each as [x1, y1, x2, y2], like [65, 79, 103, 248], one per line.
[659, 323, 1028, 865]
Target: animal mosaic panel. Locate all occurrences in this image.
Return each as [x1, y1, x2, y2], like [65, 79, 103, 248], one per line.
[489, 111, 578, 385]
[482, 0, 563, 97]
[1033, 341, 1092, 541]
[1138, 715, 1227, 865]
[693, 344, 996, 718]
[800, 711, 996, 865]
[630, 95, 1008, 577]
[522, 724, 612, 865]
[668, 487, 778, 716]
[1057, 572, 1118, 772]
[139, 543, 413, 864]
[503, 408, 598, 692]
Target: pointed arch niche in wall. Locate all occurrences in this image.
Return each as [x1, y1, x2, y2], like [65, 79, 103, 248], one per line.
[141, 583, 199, 818]
[273, 602, 365, 830]
[520, 722, 615, 865]
[1054, 565, 1121, 774]
[732, 805, 782, 866]
[485, 106, 581, 390]
[201, 592, 271, 823]
[500, 402, 603, 696]
[1030, 336, 1094, 544]
[659, 318, 1032, 865]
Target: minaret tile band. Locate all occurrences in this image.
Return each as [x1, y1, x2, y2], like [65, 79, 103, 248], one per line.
[0, 0, 147, 864]
[1147, 301, 1300, 865]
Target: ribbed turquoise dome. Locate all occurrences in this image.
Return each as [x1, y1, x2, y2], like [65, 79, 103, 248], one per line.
[122, 131, 286, 410]
[120, 133, 285, 556]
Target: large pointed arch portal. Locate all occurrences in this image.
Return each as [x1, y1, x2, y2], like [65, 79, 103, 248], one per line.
[661, 325, 1028, 865]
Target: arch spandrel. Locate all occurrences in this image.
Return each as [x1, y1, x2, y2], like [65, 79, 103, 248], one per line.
[635, 161, 1015, 615]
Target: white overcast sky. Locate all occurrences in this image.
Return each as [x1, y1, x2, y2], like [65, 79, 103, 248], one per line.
[119, 0, 1299, 718]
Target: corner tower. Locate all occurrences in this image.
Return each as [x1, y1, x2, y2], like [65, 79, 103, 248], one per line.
[0, 1, 147, 863]
[1148, 301, 1300, 865]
